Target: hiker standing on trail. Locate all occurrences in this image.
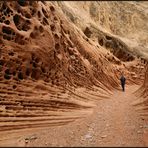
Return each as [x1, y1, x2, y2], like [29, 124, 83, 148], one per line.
[120, 73, 126, 92]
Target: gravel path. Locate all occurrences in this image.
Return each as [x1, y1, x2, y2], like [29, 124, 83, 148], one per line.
[0, 85, 148, 147]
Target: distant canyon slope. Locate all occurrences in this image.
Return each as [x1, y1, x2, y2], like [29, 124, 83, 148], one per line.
[56, 1, 148, 59]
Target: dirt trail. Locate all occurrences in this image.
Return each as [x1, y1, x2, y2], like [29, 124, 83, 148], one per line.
[0, 85, 148, 147]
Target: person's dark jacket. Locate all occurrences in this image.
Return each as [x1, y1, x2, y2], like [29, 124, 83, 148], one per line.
[120, 76, 126, 85]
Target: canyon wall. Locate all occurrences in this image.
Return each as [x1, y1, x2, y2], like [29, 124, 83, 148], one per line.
[0, 1, 147, 131]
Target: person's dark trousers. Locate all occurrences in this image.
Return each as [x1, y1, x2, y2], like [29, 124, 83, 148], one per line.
[121, 83, 125, 91]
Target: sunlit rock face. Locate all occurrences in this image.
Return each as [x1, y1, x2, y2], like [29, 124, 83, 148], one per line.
[0, 1, 121, 131]
[57, 1, 148, 55]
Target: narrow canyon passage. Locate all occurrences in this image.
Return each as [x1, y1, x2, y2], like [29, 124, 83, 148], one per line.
[1, 85, 147, 147]
[0, 1, 148, 147]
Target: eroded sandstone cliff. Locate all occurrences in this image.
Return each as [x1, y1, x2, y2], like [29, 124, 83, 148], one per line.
[0, 1, 120, 131]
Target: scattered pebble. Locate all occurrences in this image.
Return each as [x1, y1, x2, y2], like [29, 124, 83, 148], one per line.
[24, 135, 38, 142]
[89, 138, 93, 142]
[106, 124, 110, 127]
[89, 128, 93, 131]
[143, 125, 148, 128]
[101, 135, 107, 138]
[45, 143, 48, 145]
[85, 134, 92, 139]
[25, 139, 29, 144]
[137, 131, 142, 134]
[81, 137, 85, 141]
[30, 135, 37, 140]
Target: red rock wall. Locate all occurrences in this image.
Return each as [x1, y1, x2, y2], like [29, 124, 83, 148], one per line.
[0, 1, 118, 89]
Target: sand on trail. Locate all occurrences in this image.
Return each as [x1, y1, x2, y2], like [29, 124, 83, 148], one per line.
[0, 85, 148, 147]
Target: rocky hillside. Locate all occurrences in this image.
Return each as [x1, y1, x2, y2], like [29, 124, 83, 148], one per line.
[57, 1, 148, 60]
[0, 1, 147, 132]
